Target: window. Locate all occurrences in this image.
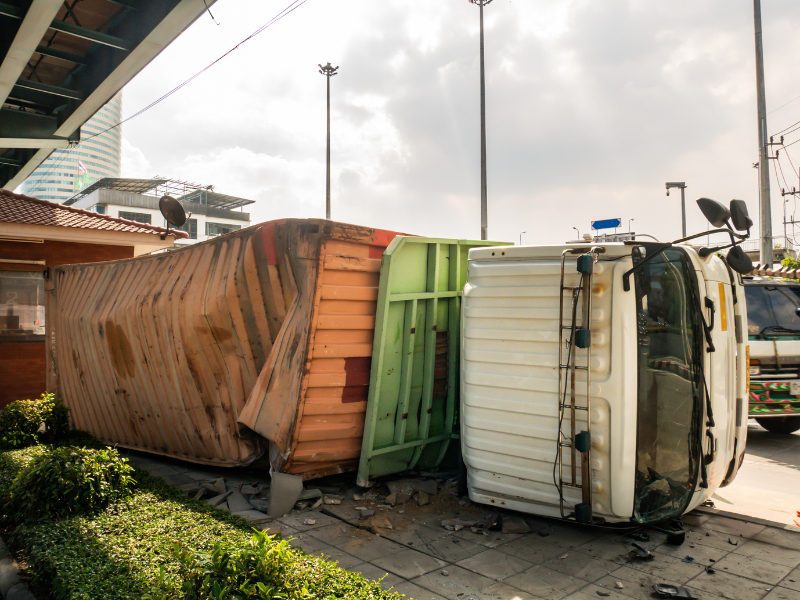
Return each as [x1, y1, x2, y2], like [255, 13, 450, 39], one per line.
[119, 211, 151, 224]
[90, 205, 106, 215]
[744, 284, 800, 339]
[632, 247, 702, 523]
[178, 218, 197, 239]
[0, 271, 45, 341]
[206, 222, 241, 237]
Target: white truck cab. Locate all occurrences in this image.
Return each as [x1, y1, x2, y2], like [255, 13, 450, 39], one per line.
[460, 199, 752, 525]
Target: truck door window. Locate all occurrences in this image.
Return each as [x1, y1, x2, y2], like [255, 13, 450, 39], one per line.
[744, 285, 800, 339]
[633, 247, 702, 523]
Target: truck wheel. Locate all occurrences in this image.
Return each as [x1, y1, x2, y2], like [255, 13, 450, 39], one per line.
[755, 416, 800, 435]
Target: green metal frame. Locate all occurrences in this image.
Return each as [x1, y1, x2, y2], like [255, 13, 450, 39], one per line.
[356, 236, 507, 486]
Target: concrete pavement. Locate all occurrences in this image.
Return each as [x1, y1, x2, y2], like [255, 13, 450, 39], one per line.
[126, 450, 800, 600]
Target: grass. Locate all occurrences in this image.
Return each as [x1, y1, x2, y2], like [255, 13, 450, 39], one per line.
[0, 435, 404, 600]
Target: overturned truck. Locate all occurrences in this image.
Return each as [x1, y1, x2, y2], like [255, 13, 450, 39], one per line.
[45, 219, 498, 483]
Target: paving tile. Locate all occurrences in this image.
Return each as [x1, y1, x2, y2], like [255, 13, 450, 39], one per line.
[653, 536, 732, 564]
[624, 553, 705, 584]
[452, 529, 522, 548]
[595, 568, 664, 600]
[703, 516, 767, 540]
[480, 581, 540, 599]
[572, 537, 635, 565]
[350, 563, 406, 592]
[494, 533, 573, 564]
[534, 523, 603, 549]
[541, 550, 616, 582]
[257, 522, 299, 539]
[425, 533, 486, 563]
[755, 528, 800, 552]
[278, 510, 340, 532]
[372, 548, 448, 579]
[390, 580, 447, 600]
[781, 565, 800, 592]
[686, 570, 772, 600]
[287, 533, 329, 555]
[456, 548, 534, 581]
[383, 522, 450, 548]
[162, 472, 195, 485]
[684, 526, 746, 551]
[410, 564, 496, 599]
[682, 511, 712, 527]
[504, 564, 585, 599]
[713, 552, 795, 585]
[734, 540, 800, 569]
[570, 583, 637, 600]
[336, 535, 406, 562]
[311, 546, 362, 570]
[762, 587, 800, 600]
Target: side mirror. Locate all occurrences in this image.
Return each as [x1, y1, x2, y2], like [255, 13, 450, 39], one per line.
[729, 199, 753, 232]
[795, 307, 800, 318]
[697, 197, 731, 228]
[727, 245, 753, 275]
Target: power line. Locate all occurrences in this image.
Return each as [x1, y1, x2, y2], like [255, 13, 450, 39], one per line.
[773, 118, 800, 136]
[26, 0, 309, 195]
[769, 93, 800, 115]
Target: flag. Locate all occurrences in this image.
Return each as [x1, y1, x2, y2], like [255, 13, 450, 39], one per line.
[78, 160, 88, 175]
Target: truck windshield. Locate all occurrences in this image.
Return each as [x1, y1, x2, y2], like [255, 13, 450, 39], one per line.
[744, 284, 800, 339]
[633, 247, 702, 523]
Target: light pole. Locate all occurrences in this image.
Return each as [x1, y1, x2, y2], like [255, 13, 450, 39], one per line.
[628, 219, 634, 233]
[754, 0, 773, 266]
[573, 227, 580, 240]
[319, 62, 339, 220]
[666, 182, 687, 238]
[470, 0, 493, 240]
[519, 231, 526, 246]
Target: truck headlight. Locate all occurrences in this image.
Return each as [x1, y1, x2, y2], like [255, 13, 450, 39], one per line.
[749, 360, 761, 376]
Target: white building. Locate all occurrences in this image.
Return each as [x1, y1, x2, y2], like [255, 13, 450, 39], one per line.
[19, 94, 123, 202]
[64, 178, 253, 247]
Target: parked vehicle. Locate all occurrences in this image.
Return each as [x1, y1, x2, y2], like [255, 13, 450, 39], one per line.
[744, 277, 800, 434]
[461, 198, 753, 524]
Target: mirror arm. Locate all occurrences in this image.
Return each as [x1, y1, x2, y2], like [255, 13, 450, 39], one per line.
[622, 243, 672, 292]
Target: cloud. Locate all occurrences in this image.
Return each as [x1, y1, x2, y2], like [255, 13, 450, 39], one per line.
[119, 0, 800, 246]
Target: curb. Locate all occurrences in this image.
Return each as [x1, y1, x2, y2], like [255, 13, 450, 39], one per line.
[0, 538, 36, 600]
[695, 505, 800, 532]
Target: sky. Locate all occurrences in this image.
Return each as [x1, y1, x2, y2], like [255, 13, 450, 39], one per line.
[120, 0, 800, 247]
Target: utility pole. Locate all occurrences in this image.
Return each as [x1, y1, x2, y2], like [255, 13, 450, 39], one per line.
[319, 62, 339, 220]
[754, 0, 773, 266]
[665, 182, 687, 237]
[470, 0, 493, 240]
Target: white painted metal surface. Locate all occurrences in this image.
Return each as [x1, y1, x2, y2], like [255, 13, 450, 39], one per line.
[461, 243, 747, 524]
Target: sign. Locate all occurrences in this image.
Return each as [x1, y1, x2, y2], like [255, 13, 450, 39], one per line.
[591, 218, 622, 231]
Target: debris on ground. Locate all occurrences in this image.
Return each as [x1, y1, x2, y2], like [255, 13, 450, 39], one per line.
[653, 583, 697, 598]
[728, 538, 738, 546]
[206, 490, 232, 507]
[441, 518, 477, 531]
[630, 542, 654, 561]
[323, 495, 342, 505]
[267, 472, 304, 518]
[416, 491, 430, 506]
[615, 582, 624, 589]
[627, 531, 650, 542]
[682, 556, 694, 563]
[502, 516, 531, 534]
[705, 565, 715, 574]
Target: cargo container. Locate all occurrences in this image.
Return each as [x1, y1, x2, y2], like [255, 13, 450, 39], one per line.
[45, 218, 500, 480]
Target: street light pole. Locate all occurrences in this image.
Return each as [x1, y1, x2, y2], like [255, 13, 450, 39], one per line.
[628, 219, 634, 233]
[666, 182, 687, 238]
[754, 0, 773, 267]
[519, 231, 526, 246]
[319, 62, 339, 220]
[471, 0, 493, 240]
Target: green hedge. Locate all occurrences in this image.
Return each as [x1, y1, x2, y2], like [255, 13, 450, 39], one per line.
[0, 393, 70, 449]
[1, 437, 405, 600]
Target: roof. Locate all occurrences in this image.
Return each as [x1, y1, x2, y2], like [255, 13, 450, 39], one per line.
[0, 188, 188, 238]
[0, 0, 217, 189]
[65, 177, 255, 211]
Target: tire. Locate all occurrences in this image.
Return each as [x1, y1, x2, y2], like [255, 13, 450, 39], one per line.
[755, 416, 800, 435]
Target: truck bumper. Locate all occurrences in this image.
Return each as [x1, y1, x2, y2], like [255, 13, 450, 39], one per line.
[749, 381, 800, 416]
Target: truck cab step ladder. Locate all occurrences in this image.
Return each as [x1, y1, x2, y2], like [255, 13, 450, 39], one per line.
[556, 247, 604, 523]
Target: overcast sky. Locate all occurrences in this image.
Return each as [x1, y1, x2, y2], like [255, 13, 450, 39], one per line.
[120, 0, 800, 246]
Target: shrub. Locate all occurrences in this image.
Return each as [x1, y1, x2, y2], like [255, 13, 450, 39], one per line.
[5, 446, 135, 524]
[0, 393, 70, 449]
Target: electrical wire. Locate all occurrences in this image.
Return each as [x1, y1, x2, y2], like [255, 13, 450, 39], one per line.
[773, 117, 800, 136]
[769, 93, 800, 116]
[26, 0, 309, 195]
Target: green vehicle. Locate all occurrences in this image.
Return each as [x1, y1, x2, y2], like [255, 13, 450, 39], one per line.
[744, 277, 800, 434]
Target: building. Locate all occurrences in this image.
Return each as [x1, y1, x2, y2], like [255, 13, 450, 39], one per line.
[19, 94, 122, 203]
[64, 177, 254, 247]
[0, 188, 187, 408]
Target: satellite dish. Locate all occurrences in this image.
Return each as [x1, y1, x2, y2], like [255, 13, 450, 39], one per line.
[159, 195, 187, 228]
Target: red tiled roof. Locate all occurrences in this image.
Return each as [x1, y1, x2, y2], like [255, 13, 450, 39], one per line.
[0, 189, 189, 239]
